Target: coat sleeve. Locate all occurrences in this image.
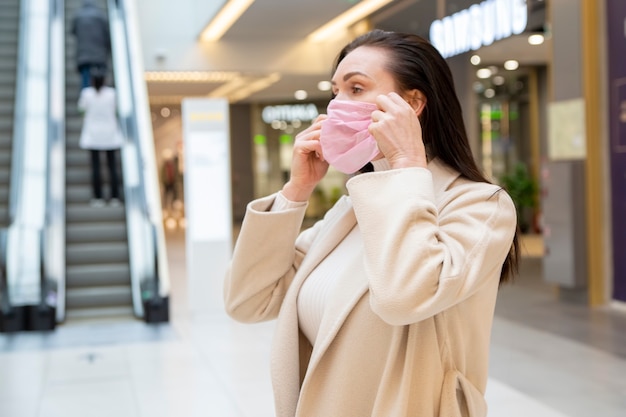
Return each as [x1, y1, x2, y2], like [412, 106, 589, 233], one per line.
[223, 194, 326, 323]
[346, 167, 517, 326]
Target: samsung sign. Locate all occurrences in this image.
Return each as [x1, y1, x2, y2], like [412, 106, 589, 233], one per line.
[430, 0, 528, 58]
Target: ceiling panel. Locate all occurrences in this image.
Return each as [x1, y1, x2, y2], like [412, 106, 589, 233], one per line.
[147, 0, 550, 105]
[223, 0, 364, 40]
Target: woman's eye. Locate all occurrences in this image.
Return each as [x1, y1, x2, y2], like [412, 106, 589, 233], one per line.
[351, 86, 363, 94]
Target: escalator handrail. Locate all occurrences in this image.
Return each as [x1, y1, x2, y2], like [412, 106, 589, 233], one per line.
[7, 0, 30, 226]
[108, 0, 170, 317]
[45, 0, 66, 322]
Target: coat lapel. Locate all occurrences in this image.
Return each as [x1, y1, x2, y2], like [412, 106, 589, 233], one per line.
[270, 195, 359, 417]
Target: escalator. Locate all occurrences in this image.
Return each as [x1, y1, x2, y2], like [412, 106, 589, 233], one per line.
[63, 0, 133, 320]
[0, 0, 169, 331]
[59, 0, 170, 323]
[0, 0, 19, 229]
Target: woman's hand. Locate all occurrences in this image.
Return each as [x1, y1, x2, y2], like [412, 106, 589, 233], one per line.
[368, 93, 428, 169]
[282, 114, 329, 202]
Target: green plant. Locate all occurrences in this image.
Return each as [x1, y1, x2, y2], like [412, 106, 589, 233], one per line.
[500, 163, 539, 232]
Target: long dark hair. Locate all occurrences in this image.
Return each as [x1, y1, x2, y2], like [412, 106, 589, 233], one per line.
[334, 29, 519, 284]
[92, 74, 105, 92]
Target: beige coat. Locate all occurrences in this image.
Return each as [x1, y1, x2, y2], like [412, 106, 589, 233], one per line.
[224, 159, 517, 417]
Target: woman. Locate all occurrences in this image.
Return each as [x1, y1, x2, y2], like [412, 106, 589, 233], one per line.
[224, 30, 519, 417]
[78, 72, 124, 206]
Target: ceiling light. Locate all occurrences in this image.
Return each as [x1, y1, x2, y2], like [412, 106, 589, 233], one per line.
[207, 77, 250, 98]
[294, 90, 308, 100]
[229, 73, 281, 102]
[476, 68, 492, 79]
[317, 80, 332, 91]
[470, 55, 481, 65]
[200, 0, 255, 42]
[484, 88, 496, 98]
[307, 0, 395, 42]
[493, 75, 505, 86]
[528, 34, 545, 45]
[145, 71, 239, 82]
[504, 60, 519, 70]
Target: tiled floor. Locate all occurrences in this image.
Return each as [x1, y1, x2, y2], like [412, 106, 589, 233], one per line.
[1, 229, 625, 417]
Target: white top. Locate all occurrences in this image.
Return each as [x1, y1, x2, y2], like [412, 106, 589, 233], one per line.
[275, 158, 391, 344]
[77, 86, 125, 150]
[297, 225, 361, 343]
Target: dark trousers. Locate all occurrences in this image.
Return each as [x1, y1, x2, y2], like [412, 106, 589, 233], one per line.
[91, 150, 120, 200]
[78, 63, 106, 90]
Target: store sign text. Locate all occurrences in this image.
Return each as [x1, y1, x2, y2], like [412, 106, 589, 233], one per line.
[430, 0, 528, 58]
[262, 104, 319, 124]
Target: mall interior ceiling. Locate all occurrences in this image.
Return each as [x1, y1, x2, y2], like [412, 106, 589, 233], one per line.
[145, 0, 548, 105]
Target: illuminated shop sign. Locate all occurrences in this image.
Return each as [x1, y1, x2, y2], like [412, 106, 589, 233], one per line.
[429, 0, 528, 58]
[261, 104, 319, 124]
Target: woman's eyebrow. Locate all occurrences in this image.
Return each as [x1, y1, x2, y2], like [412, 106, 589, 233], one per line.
[343, 71, 369, 81]
[331, 71, 370, 85]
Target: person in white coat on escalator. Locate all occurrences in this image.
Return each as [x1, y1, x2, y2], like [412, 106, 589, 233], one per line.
[78, 71, 124, 207]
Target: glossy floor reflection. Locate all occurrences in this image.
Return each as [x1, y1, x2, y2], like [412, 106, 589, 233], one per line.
[0, 230, 624, 417]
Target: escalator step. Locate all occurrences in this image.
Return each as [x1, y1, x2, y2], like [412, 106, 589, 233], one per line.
[66, 263, 131, 287]
[66, 241, 129, 265]
[66, 222, 127, 243]
[65, 285, 133, 309]
[66, 204, 126, 222]
[64, 306, 135, 320]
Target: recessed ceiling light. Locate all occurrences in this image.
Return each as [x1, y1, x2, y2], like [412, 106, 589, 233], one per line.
[317, 80, 332, 91]
[294, 90, 308, 100]
[493, 75, 506, 86]
[528, 34, 545, 45]
[476, 68, 492, 79]
[470, 55, 481, 65]
[504, 60, 519, 70]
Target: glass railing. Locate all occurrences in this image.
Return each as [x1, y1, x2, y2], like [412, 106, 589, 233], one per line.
[45, 0, 66, 324]
[0, 0, 169, 331]
[1, 0, 59, 331]
[108, 0, 170, 321]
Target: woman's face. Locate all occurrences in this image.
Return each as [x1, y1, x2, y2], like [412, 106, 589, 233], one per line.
[331, 46, 398, 103]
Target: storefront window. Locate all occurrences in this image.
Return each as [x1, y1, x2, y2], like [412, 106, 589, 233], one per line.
[475, 68, 529, 182]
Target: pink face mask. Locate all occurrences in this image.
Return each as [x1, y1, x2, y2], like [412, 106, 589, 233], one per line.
[320, 100, 380, 174]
